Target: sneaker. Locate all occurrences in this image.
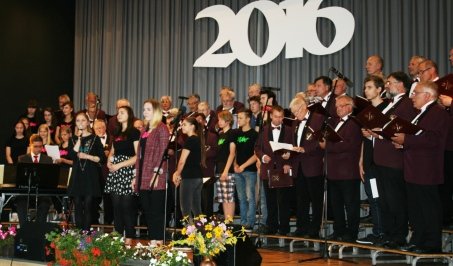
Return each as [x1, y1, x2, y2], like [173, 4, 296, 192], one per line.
[356, 234, 380, 245]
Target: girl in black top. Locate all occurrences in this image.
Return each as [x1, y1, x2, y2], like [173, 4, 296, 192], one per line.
[42, 107, 58, 144]
[56, 101, 75, 145]
[68, 111, 106, 230]
[172, 117, 206, 218]
[55, 126, 73, 167]
[5, 121, 28, 164]
[105, 106, 140, 245]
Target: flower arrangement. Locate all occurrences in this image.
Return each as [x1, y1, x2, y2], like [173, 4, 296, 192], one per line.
[149, 245, 191, 266]
[0, 225, 16, 248]
[45, 229, 129, 266]
[171, 215, 245, 258]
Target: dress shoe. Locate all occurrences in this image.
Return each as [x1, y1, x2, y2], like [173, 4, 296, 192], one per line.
[412, 247, 442, 254]
[399, 244, 417, 252]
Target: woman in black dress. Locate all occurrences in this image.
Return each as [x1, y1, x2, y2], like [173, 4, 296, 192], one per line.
[56, 101, 75, 145]
[68, 111, 106, 230]
[105, 106, 140, 244]
[5, 120, 28, 164]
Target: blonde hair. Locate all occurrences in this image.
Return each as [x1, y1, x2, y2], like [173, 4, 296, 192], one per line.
[144, 98, 163, 130]
[38, 124, 54, 145]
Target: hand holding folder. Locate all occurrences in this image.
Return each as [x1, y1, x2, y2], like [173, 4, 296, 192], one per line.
[314, 124, 343, 143]
[353, 105, 391, 129]
[373, 116, 423, 140]
[436, 74, 453, 98]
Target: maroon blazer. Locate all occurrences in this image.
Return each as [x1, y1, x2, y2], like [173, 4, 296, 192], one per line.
[373, 96, 418, 169]
[254, 124, 294, 180]
[291, 112, 325, 178]
[445, 107, 453, 151]
[324, 93, 338, 119]
[202, 130, 218, 177]
[206, 110, 219, 134]
[403, 103, 449, 185]
[215, 101, 245, 114]
[326, 117, 362, 180]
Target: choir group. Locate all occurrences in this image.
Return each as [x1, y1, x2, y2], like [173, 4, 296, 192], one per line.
[4, 49, 453, 254]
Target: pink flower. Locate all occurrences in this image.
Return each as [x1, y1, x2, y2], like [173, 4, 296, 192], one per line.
[141, 131, 150, 139]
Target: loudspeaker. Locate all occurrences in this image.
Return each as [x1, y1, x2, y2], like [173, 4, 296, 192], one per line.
[195, 225, 262, 266]
[14, 222, 59, 261]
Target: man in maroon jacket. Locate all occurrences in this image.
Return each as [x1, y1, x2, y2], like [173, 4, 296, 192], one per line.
[392, 81, 448, 253]
[321, 95, 362, 242]
[373, 71, 417, 248]
[254, 105, 293, 235]
[288, 96, 325, 238]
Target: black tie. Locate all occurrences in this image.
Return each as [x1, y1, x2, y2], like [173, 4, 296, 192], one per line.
[272, 126, 281, 130]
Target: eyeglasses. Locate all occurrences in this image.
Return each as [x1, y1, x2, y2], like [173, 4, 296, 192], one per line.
[291, 105, 304, 115]
[385, 80, 401, 85]
[336, 103, 352, 108]
[418, 67, 432, 75]
[410, 91, 428, 96]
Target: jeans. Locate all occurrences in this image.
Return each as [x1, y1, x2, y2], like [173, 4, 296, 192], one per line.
[363, 165, 383, 235]
[258, 180, 268, 225]
[234, 171, 257, 226]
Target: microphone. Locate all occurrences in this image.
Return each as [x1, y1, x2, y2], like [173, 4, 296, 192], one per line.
[329, 67, 354, 87]
[178, 96, 189, 100]
[170, 106, 187, 125]
[96, 97, 101, 105]
[78, 125, 83, 137]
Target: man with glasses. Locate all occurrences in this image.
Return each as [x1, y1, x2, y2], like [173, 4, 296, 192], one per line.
[417, 59, 439, 83]
[288, 95, 325, 238]
[15, 135, 54, 226]
[391, 81, 448, 253]
[320, 95, 362, 242]
[373, 71, 417, 248]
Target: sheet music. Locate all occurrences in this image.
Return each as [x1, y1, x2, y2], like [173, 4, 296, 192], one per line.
[269, 141, 294, 152]
[45, 145, 61, 161]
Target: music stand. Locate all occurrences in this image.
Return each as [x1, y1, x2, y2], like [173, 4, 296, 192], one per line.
[16, 163, 60, 222]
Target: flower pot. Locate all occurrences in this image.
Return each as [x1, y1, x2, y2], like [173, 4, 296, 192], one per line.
[0, 244, 14, 258]
[200, 256, 217, 266]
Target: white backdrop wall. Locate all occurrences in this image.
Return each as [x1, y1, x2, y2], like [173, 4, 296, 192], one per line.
[74, 0, 453, 115]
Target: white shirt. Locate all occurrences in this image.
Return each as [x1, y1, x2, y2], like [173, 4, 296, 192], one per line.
[382, 93, 405, 114]
[334, 115, 350, 132]
[296, 112, 310, 146]
[31, 152, 41, 162]
[262, 123, 282, 163]
[321, 92, 332, 108]
[411, 100, 435, 125]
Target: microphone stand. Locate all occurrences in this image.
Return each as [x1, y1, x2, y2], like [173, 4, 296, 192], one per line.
[151, 98, 185, 243]
[25, 167, 33, 222]
[298, 119, 356, 264]
[255, 97, 270, 248]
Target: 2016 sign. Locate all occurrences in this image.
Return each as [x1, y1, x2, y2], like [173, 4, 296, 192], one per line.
[193, 0, 355, 68]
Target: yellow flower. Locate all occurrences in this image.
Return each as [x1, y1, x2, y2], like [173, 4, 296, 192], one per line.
[205, 224, 213, 231]
[206, 232, 212, 239]
[214, 248, 220, 254]
[181, 228, 187, 235]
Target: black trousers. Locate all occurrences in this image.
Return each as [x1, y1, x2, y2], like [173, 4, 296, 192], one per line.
[15, 196, 52, 227]
[140, 190, 166, 240]
[201, 181, 215, 217]
[407, 182, 442, 249]
[73, 196, 96, 231]
[295, 168, 323, 236]
[328, 179, 360, 238]
[111, 194, 138, 238]
[375, 164, 408, 242]
[263, 180, 291, 234]
[439, 150, 453, 224]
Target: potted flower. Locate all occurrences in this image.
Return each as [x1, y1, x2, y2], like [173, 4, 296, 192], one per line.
[46, 229, 129, 266]
[171, 215, 245, 265]
[150, 245, 192, 266]
[0, 225, 16, 257]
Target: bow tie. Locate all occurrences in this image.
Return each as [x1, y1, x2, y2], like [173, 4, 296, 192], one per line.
[100, 136, 106, 139]
[300, 118, 307, 122]
[339, 118, 347, 122]
[272, 126, 281, 130]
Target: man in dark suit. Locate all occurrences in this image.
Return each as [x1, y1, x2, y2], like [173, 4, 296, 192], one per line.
[373, 71, 417, 247]
[254, 105, 293, 235]
[392, 81, 448, 253]
[215, 86, 245, 114]
[321, 95, 362, 242]
[314, 76, 337, 118]
[198, 101, 218, 135]
[288, 96, 325, 238]
[94, 119, 113, 224]
[16, 135, 54, 226]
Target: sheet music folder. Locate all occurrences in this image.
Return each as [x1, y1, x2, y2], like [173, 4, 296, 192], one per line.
[15, 163, 60, 190]
[374, 116, 423, 139]
[353, 105, 391, 129]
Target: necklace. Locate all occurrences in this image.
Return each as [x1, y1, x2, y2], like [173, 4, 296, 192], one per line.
[73, 134, 96, 172]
